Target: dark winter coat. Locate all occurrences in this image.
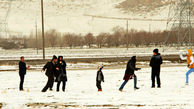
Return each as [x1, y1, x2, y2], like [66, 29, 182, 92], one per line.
[96, 67, 104, 82]
[56, 60, 67, 82]
[123, 56, 139, 81]
[19, 61, 26, 76]
[150, 53, 163, 73]
[43, 61, 56, 77]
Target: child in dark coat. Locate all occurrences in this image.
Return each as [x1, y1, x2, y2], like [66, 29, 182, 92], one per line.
[96, 65, 104, 92]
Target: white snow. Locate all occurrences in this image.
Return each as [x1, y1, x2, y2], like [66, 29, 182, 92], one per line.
[0, 0, 169, 36]
[1, 66, 194, 108]
[0, 66, 17, 71]
[0, 47, 186, 60]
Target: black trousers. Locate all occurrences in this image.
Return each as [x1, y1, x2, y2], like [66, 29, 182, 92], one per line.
[151, 71, 161, 87]
[49, 80, 54, 90]
[19, 75, 25, 90]
[42, 76, 54, 92]
[57, 81, 66, 92]
[96, 81, 102, 90]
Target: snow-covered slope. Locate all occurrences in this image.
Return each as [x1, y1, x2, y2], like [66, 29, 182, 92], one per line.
[0, 0, 169, 35]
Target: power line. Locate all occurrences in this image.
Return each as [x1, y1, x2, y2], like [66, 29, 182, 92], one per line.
[84, 14, 167, 22]
[165, 0, 193, 48]
[84, 14, 194, 22]
[0, 0, 12, 37]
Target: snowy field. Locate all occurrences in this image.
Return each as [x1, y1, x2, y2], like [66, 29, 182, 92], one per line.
[1, 66, 194, 109]
[0, 47, 189, 60]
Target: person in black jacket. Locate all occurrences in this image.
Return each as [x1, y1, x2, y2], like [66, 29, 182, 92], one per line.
[41, 55, 58, 92]
[96, 65, 104, 92]
[119, 56, 141, 91]
[150, 49, 163, 88]
[56, 56, 67, 92]
[19, 56, 30, 91]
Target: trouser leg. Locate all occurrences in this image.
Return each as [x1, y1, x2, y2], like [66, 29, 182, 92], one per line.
[156, 72, 161, 87]
[151, 72, 156, 87]
[42, 76, 54, 92]
[57, 81, 61, 92]
[19, 75, 25, 90]
[49, 78, 54, 90]
[134, 75, 137, 88]
[119, 80, 128, 90]
[96, 81, 102, 90]
[62, 81, 66, 92]
[186, 68, 194, 83]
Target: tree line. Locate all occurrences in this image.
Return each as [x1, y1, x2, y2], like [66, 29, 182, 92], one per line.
[0, 26, 193, 49]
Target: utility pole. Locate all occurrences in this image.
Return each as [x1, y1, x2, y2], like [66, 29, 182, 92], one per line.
[35, 19, 38, 54]
[126, 20, 129, 50]
[149, 24, 151, 33]
[41, 0, 45, 60]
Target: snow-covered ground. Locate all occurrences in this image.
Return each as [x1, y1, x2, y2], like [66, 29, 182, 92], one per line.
[1, 66, 194, 109]
[0, 47, 188, 60]
[0, 62, 113, 71]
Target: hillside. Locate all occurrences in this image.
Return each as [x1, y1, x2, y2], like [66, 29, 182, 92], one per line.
[116, 0, 170, 15]
[0, 0, 169, 36]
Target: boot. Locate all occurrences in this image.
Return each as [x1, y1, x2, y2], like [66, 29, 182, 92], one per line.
[134, 87, 140, 90]
[134, 76, 137, 88]
[98, 89, 102, 92]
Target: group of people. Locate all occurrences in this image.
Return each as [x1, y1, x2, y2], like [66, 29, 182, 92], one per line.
[41, 55, 67, 92]
[18, 48, 194, 92]
[19, 55, 67, 92]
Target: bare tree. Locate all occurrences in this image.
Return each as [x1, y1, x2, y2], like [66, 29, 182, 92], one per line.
[84, 33, 95, 48]
[45, 29, 58, 47]
[104, 33, 113, 47]
[74, 34, 84, 47]
[2, 26, 192, 49]
[96, 33, 107, 48]
[63, 33, 75, 48]
[112, 26, 125, 47]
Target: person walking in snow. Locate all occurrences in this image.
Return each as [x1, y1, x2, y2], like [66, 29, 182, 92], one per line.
[150, 49, 163, 88]
[41, 55, 58, 92]
[96, 65, 104, 92]
[19, 56, 30, 91]
[56, 56, 67, 92]
[119, 56, 141, 91]
[180, 49, 194, 85]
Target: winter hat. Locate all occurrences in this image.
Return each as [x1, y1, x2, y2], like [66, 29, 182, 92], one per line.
[58, 56, 63, 60]
[153, 49, 159, 54]
[131, 56, 136, 59]
[131, 56, 136, 62]
[52, 55, 57, 60]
